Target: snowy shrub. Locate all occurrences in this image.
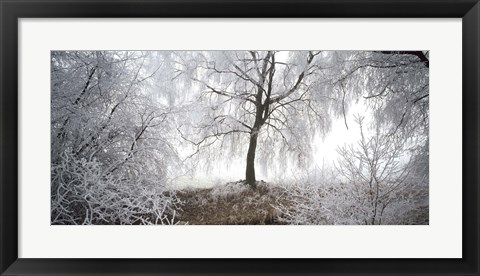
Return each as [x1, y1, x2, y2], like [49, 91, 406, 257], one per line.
[51, 51, 183, 225]
[51, 151, 179, 225]
[275, 173, 369, 225]
[276, 172, 427, 225]
[275, 117, 428, 225]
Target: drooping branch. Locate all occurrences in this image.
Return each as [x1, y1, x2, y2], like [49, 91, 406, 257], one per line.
[376, 51, 429, 68]
[339, 82, 349, 130]
[268, 51, 318, 104]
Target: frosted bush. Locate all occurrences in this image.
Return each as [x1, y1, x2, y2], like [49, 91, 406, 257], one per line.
[276, 172, 427, 225]
[274, 117, 429, 225]
[51, 151, 179, 225]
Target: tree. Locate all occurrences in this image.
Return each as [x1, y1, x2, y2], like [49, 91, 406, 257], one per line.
[175, 51, 342, 187]
[330, 51, 429, 190]
[51, 51, 181, 224]
[335, 116, 425, 224]
[275, 116, 427, 225]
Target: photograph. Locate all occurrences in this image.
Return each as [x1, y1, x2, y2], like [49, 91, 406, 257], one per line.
[51, 50, 429, 225]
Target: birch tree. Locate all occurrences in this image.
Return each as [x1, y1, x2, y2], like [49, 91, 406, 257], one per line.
[175, 51, 343, 187]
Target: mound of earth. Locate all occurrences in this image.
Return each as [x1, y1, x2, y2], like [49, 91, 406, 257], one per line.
[174, 180, 287, 225]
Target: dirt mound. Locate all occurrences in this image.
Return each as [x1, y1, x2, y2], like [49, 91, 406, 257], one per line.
[174, 180, 287, 225]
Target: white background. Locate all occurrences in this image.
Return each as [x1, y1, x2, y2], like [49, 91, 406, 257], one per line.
[18, 19, 462, 258]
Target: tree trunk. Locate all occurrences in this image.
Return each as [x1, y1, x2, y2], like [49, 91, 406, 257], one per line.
[245, 132, 259, 188]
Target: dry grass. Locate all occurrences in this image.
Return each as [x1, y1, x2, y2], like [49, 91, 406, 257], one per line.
[174, 180, 288, 225]
[166, 180, 428, 225]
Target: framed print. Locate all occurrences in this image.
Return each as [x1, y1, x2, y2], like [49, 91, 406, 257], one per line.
[1, 0, 479, 275]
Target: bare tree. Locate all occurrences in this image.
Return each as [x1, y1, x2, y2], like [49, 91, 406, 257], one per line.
[175, 51, 341, 187]
[335, 51, 429, 159]
[51, 51, 181, 224]
[335, 116, 423, 224]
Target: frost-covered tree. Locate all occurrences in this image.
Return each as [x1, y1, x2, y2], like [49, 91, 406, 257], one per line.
[51, 51, 181, 224]
[174, 51, 347, 187]
[335, 116, 426, 224]
[334, 51, 429, 181]
[277, 116, 428, 225]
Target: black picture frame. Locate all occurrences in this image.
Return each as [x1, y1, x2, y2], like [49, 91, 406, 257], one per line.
[1, 0, 479, 275]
